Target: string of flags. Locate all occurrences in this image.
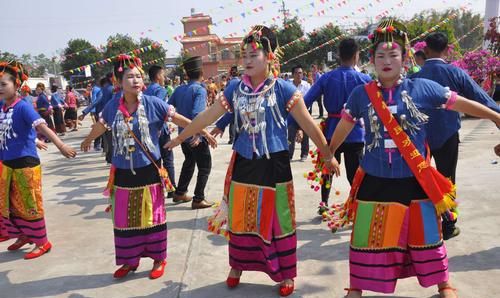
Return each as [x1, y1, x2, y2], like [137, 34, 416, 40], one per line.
[63, 42, 161, 74]
[453, 22, 483, 44]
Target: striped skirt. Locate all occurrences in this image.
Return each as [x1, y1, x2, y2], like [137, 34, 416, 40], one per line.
[228, 151, 297, 282]
[0, 158, 49, 246]
[349, 173, 448, 293]
[110, 163, 167, 266]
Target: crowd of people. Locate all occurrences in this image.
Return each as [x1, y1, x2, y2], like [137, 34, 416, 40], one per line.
[1, 19, 499, 298]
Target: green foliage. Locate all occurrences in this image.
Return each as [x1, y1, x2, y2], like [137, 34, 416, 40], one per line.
[138, 37, 167, 74]
[273, 17, 307, 72]
[60, 39, 103, 81]
[304, 24, 343, 68]
[0, 51, 61, 78]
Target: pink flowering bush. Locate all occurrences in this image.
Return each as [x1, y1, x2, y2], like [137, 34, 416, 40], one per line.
[451, 50, 500, 82]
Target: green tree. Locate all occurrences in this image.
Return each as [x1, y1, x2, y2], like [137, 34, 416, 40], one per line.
[61, 39, 103, 81]
[451, 9, 483, 51]
[405, 9, 459, 51]
[305, 24, 344, 68]
[138, 37, 167, 75]
[274, 17, 307, 72]
[104, 34, 138, 58]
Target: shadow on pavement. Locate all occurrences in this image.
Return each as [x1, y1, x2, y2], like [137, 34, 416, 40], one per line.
[0, 271, 145, 298]
[449, 246, 500, 272]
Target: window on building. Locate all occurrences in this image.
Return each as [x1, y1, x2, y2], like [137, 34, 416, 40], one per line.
[221, 49, 231, 60]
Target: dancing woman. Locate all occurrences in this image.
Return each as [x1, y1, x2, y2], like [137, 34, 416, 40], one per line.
[328, 20, 500, 298]
[0, 61, 76, 259]
[81, 55, 215, 280]
[166, 25, 338, 297]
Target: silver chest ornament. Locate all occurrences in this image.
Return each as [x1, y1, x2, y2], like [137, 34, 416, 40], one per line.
[233, 80, 283, 159]
[367, 88, 429, 152]
[0, 108, 17, 150]
[111, 92, 156, 174]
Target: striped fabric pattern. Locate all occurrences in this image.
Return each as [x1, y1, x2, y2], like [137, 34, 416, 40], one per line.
[349, 199, 448, 293]
[3, 215, 48, 246]
[0, 164, 48, 246]
[111, 183, 167, 266]
[228, 180, 297, 282]
[228, 181, 295, 243]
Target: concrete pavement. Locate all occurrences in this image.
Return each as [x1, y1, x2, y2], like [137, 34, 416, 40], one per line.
[1, 116, 499, 298]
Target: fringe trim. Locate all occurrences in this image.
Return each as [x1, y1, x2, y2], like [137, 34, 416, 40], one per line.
[434, 186, 457, 216]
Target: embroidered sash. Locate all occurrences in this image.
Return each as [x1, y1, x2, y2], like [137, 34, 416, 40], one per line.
[364, 81, 456, 215]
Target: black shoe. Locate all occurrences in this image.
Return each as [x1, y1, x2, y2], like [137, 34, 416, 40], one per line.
[442, 220, 460, 240]
[228, 140, 233, 145]
[167, 192, 174, 199]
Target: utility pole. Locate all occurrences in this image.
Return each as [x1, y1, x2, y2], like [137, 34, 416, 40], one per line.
[279, 0, 289, 27]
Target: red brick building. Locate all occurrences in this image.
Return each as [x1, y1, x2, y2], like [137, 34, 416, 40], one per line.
[180, 10, 243, 78]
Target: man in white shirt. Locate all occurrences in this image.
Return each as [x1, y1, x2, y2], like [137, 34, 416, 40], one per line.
[287, 65, 311, 161]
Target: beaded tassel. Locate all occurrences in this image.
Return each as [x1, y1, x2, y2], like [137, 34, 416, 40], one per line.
[0, 109, 17, 150]
[401, 90, 429, 124]
[367, 104, 382, 151]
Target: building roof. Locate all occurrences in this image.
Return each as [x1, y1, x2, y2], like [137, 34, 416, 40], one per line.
[181, 34, 221, 43]
[181, 13, 212, 23]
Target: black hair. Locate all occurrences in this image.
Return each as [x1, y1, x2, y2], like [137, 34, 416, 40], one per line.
[100, 76, 111, 86]
[338, 38, 359, 62]
[425, 32, 448, 53]
[148, 65, 163, 82]
[243, 26, 278, 54]
[414, 50, 426, 59]
[230, 66, 239, 77]
[187, 70, 202, 80]
[291, 65, 303, 74]
[113, 63, 125, 81]
[51, 85, 58, 93]
[1, 69, 17, 85]
[67, 85, 73, 91]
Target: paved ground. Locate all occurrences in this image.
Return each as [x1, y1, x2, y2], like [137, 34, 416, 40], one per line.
[1, 113, 499, 298]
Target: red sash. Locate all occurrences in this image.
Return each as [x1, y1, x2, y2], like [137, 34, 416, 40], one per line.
[364, 82, 456, 215]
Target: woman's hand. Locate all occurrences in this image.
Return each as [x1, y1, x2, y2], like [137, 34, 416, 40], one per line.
[59, 144, 77, 158]
[295, 129, 304, 143]
[210, 127, 224, 138]
[80, 138, 93, 152]
[203, 131, 218, 149]
[36, 139, 48, 150]
[164, 136, 183, 150]
[324, 155, 341, 177]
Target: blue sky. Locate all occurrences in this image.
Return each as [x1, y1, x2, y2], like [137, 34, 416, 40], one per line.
[0, 0, 486, 59]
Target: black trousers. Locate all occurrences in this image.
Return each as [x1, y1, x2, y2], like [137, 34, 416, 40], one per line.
[175, 140, 212, 201]
[315, 96, 324, 117]
[430, 132, 459, 184]
[159, 132, 176, 189]
[287, 122, 309, 160]
[102, 130, 113, 164]
[431, 132, 460, 233]
[228, 122, 235, 143]
[321, 142, 364, 203]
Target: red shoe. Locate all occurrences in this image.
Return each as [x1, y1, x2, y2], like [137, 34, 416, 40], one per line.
[7, 237, 33, 251]
[149, 260, 167, 279]
[226, 269, 242, 288]
[24, 242, 52, 259]
[0, 236, 9, 243]
[226, 277, 240, 288]
[113, 264, 139, 279]
[279, 280, 295, 297]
